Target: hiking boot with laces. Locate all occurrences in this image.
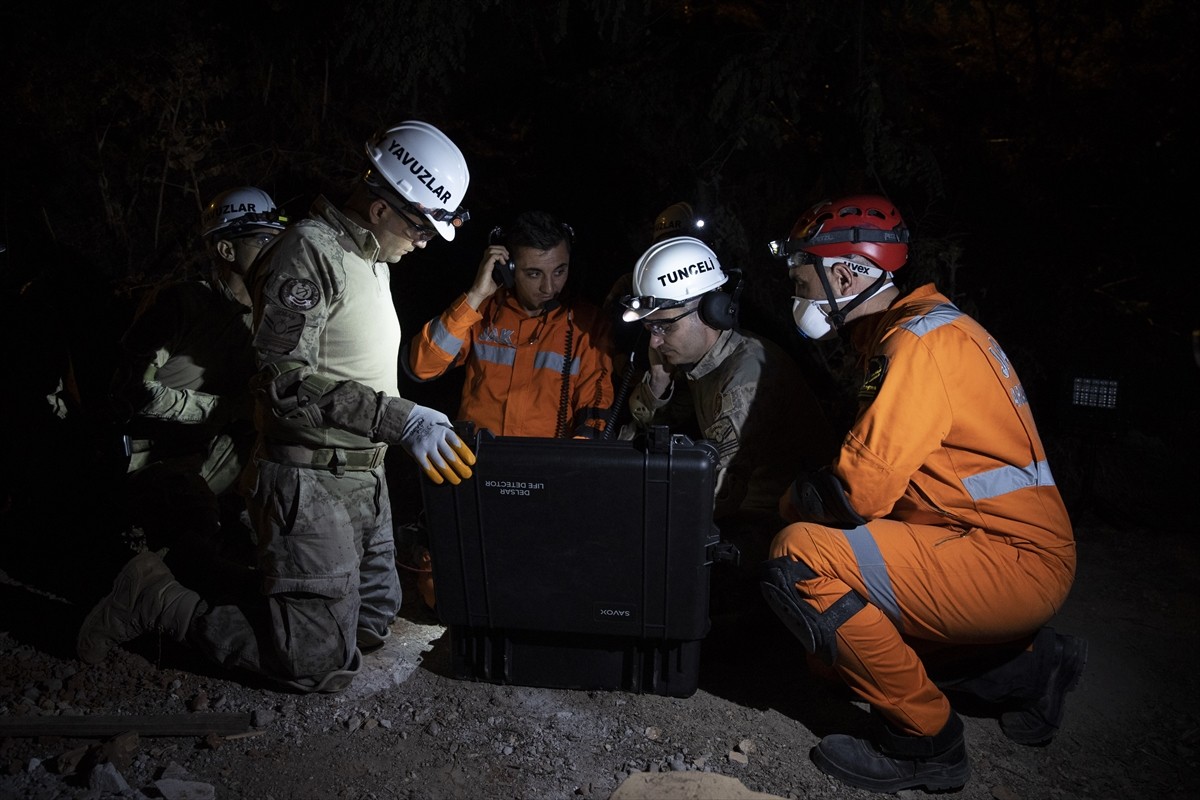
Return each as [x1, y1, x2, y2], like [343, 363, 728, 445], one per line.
[76, 550, 199, 664]
[1000, 632, 1088, 745]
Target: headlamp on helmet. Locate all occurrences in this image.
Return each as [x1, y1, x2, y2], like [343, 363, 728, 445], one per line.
[201, 186, 287, 240]
[769, 194, 910, 272]
[364, 120, 471, 241]
[620, 236, 728, 322]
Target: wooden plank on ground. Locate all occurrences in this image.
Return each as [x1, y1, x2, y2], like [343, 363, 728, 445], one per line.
[0, 713, 253, 738]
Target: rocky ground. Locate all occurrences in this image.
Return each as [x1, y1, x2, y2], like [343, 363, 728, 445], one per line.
[2, 505, 1198, 800]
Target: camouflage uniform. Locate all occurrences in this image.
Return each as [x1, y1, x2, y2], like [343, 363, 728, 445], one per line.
[112, 278, 257, 591]
[628, 328, 835, 527]
[183, 197, 412, 692]
[628, 327, 837, 607]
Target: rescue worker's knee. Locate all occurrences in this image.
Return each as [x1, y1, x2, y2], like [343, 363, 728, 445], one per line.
[759, 556, 866, 665]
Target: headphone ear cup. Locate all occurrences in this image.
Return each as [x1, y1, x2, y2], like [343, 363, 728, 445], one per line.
[699, 291, 736, 331]
[488, 225, 515, 289]
[492, 259, 515, 289]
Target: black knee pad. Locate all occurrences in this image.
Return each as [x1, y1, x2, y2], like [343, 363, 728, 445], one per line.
[759, 556, 866, 665]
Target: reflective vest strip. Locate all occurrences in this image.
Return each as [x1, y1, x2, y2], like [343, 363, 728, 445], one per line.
[843, 526, 903, 631]
[899, 302, 961, 337]
[428, 318, 463, 355]
[962, 459, 1056, 503]
[475, 342, 516, 367]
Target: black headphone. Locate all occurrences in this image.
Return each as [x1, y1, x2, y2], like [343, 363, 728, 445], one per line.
[697, 269, 743, 331]
[488, 225, 517, 289]
[488, 221, 576, 291]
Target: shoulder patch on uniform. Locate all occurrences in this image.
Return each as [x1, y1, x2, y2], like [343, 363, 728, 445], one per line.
[707, 419, 738, 460]
[279, 278, 320, 311]
[254, 305, 306, 354]
[858, 355, 889, 401]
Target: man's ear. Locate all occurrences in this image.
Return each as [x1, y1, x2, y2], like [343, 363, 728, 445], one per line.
[215, 239, 237, 263]
[367, 196, 391, 225]
[830, 261, 859, 295]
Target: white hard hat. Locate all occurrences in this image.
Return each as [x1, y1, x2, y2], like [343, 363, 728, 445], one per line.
[653, 201, 704, 242]
[621, 236, 729, 322]
[363, 120, 471, 241]
[201, 186, 287, 239]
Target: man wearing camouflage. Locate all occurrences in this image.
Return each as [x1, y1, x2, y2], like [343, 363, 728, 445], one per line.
[620, 236, 837, 606]
[78, 121, 477, 693]
[111, 187, 286, 591]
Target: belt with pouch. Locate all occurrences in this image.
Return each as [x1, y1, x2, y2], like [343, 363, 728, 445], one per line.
[259, 441, 387, 474]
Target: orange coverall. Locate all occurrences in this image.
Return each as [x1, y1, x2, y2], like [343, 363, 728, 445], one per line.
[772, 283, 1076, 737]
[407, 290, 615, 438]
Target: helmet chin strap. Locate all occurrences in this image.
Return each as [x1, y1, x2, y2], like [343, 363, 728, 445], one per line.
[817, 268, 892, 331]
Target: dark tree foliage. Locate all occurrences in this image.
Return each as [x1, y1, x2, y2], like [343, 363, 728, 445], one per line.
[2, 0, 1196, 454]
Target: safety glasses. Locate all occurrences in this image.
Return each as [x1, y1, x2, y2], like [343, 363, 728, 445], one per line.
[390, 203, 439, 243]
[643, 306, 698, 336]
[786, 251, 821, 269]
[374, 191, 470, 242]
[236, 232, 277, 248]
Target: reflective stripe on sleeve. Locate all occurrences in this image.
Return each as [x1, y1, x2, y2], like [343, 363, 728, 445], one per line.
[428, 317, 464, 355]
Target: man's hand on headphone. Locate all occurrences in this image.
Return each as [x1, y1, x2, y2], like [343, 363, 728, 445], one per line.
[466, 245, 510, 309]
[398, 405, 476, 485]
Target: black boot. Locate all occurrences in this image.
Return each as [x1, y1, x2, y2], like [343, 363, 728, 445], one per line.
[810, 710, 970, 793]
[933, 626, 1088, 746]
[1000, 632, 1088, 745]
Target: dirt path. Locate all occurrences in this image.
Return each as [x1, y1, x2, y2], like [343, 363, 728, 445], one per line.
[1, 514, 1197, 799]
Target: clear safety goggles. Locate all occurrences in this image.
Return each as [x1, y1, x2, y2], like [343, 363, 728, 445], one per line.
[235, 231, 278, 248]
[643, 306, 698, 336]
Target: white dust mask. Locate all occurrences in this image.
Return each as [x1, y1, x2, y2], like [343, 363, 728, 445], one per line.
[792, 292, 862, 340]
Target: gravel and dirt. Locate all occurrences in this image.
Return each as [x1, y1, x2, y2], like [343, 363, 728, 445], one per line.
[2, 496, 1197, 800]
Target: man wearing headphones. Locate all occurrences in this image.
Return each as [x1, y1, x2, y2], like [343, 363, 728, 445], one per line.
[406, 210, 614, 440]
[404, 210, 615, 611]
[620, 237, 837, 600]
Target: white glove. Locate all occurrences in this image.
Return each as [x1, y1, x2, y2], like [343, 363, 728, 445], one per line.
[398, 405, 476, 485]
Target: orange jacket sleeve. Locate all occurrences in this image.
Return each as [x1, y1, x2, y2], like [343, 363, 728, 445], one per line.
[408, 293, 481, 380]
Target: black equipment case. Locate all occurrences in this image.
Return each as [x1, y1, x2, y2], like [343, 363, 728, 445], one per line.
[420, 425, 720, 697]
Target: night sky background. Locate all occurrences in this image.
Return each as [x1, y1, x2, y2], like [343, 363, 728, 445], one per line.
[2, 1, 1197, 524]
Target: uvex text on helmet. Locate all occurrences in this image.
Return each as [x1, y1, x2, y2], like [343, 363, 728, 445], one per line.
[364, 120, 470, 242]
[777, 194, 909, 272]
[201, 187, 287, 240]
[621, 236, 728, 321]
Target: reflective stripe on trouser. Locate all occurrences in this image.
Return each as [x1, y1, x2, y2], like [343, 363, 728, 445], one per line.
[187, 460, 401, 691]
[769, 519, 1072, 736]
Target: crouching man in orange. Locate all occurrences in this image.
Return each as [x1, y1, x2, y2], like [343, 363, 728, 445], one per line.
[760, 195, 1086, 793]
